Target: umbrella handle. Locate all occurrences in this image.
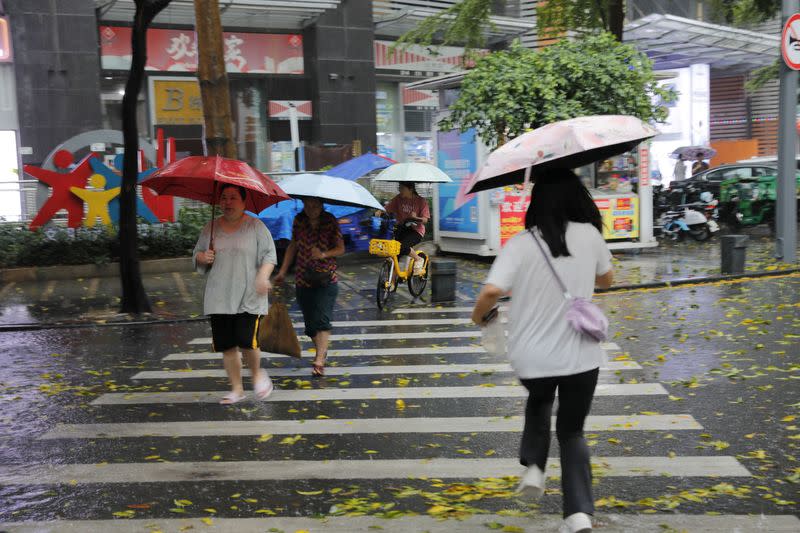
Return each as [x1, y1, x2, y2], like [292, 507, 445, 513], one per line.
[209, 179, 218, 251]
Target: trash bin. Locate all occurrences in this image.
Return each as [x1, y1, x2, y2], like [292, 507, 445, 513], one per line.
[430, 259, 457, 302]
[721, 234, 748, 274]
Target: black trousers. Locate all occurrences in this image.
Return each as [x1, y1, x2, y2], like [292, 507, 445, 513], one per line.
[519, 367, 599, 518]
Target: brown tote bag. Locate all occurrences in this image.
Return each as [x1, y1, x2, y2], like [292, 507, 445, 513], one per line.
[258, 291, 302, 358]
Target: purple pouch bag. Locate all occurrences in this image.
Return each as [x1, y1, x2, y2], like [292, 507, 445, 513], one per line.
[530, 230, 609, 342]
[564, 296, 609, 342]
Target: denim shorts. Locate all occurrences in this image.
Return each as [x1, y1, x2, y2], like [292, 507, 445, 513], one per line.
[295, 283, 339, 338]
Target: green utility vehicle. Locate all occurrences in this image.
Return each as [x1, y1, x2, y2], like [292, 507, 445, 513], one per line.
[719, 173, 800, 228]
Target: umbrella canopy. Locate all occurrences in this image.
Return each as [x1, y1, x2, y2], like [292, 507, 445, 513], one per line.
[374, 162, 453, 183]
[257, 199, 362, 241]
[276, 173, 384, 210]
[670, 146, 716, 160]
[143, 155, 289, 212]
[467, 115, 659, 194]
[326, 153, 397, 181]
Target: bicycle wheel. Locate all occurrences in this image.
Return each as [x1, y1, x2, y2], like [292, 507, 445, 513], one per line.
[376, 259, 393, 310]
[407, 252, 429, 297]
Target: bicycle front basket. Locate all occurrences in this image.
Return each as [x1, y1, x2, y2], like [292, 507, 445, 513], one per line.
[369, 239, 401, 257]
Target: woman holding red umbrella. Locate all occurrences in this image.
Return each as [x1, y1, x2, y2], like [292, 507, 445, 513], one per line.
[194, 184, 278, 404]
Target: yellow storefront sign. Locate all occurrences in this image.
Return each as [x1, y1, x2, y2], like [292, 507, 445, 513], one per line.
[153, 79, 203, 125]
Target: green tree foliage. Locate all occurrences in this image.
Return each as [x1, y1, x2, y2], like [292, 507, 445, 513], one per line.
[709, 0, 780, 24]
[537, 0, 624, 40]
[438, 35, 676, 149]
[391, 0, 493, 54]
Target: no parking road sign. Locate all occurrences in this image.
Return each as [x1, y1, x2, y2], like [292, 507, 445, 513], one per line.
[782, 13, 800, 70]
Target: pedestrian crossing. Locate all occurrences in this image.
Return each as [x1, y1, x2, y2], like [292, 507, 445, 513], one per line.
[2, 307, 794, 532]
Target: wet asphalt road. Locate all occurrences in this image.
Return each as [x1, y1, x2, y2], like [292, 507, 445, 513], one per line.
[0, 275, 798, 531]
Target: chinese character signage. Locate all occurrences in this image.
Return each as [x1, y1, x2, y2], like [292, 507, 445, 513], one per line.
[500, 192, 530, 246]
[0, 17, 12, 63]
[99, 26, 303, 74]
[152, 79, 203, 125]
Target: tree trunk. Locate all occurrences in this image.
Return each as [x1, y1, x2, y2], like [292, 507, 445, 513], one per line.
[607, 0, 624, 41]
[119, 0, 171, 314]
[194, 0, 236, 159]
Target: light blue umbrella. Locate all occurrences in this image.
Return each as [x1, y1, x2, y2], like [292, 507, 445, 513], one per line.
[276, 173, 384, 210]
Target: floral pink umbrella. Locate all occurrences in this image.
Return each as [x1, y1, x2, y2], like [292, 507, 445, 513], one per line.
[466, 115, 659, 194]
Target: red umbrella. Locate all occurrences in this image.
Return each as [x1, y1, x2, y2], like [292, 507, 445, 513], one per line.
[143, 155, 289, 212]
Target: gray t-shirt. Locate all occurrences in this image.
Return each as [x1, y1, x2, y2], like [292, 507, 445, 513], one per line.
[193, 215, 277, 316]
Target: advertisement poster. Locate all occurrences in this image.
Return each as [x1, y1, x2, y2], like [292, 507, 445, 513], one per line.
[499, 192, 530, 246]
[152, 79, 203, 125]
[99, 26, 303, 74]
[595, 196, 639, 239]
[437, 129, 479, 234]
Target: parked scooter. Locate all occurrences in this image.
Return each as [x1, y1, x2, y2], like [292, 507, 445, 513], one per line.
[657, 202, 715, 242]
[698, 191, 721, 235]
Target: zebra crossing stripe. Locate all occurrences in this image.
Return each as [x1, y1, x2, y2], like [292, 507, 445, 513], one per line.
[131, 363, 514, 379]
[0, 456, 750, 485]
[391, 306, 502, 314]
[91, 383, 667, 405]
[1, 514, 796, 533]
[40, 414, 703, 439]
[189, 333, 620, 347]
[297, 318, 475, 328]
[131, 363, 632, 380]
[162, 346, 630, 365]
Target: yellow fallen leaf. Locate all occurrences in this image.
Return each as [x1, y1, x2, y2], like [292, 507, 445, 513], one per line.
[296, 490, 324, 495]
[256, 434, 273, 443]
[201, 517, 213, 525]
[396, 399, 406, 410]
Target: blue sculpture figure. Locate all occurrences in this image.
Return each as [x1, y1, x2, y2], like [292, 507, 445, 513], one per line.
[90, 156, 159, 224]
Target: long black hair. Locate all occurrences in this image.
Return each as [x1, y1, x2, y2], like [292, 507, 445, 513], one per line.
[525, 168, 603, 258]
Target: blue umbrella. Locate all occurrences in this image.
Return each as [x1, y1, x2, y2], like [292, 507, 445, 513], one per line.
[257, 199, 360, 241]
[326, 153, 396, 181]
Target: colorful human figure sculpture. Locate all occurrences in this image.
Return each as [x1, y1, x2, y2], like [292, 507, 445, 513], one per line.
[90, 157, 158, 224]
[69, 173, 120, 228]
[25, 151, 95, 229]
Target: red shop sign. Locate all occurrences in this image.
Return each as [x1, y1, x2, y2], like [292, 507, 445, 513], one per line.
[99, 26, 303, 74]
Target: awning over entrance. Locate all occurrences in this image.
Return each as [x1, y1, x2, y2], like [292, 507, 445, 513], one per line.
[95, 0, 342, 30]
[373, 0, 535, 43]
[624, 14, 779, 72]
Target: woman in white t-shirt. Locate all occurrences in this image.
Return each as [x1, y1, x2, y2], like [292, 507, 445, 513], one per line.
[471, 169, 613, 533]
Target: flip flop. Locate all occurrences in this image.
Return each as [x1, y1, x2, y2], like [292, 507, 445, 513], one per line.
[311, 353, 327, 377]
[219, 392, 247, 405]
[254, 370, 274, 400]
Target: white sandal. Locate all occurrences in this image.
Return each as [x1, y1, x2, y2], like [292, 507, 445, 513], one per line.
[219, 391, 247, 405]
[254, 370, 274, 400]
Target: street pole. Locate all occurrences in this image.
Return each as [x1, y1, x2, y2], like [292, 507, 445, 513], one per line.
[193, 0, 236, 159]
[777, 0, 798, 262]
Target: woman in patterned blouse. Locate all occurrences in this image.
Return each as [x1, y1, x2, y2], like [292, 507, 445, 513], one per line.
[274, 197, 345, 376]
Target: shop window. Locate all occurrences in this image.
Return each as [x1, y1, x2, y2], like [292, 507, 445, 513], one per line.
[100, 75, 147, 133]
[230, 82, 268, 171]
[404, 108, 435, 133]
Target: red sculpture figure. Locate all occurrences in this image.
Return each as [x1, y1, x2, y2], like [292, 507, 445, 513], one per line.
[26, 152, 97, 229]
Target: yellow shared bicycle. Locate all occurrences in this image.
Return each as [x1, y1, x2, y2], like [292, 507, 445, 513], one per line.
[368, 238, 429, 310]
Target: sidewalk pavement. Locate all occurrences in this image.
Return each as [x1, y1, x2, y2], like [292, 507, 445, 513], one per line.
[0, 226, 797, 329]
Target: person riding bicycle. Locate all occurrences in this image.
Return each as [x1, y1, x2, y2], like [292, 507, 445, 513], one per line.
[381, 182, 430, 274]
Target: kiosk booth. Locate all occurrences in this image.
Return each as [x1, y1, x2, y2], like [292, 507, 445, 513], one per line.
[417, 72, 657, 256]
